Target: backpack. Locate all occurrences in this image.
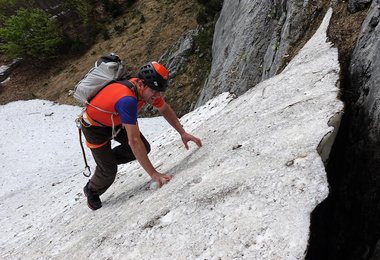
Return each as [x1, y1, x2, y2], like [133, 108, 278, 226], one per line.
[74, 54, 129, 177]
[73, 53, 126, 105]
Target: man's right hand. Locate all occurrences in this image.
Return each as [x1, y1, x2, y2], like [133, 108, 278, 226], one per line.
[151, 171, 173, 188]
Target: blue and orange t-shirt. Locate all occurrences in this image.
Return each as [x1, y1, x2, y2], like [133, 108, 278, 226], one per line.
[86, 78, 165, 126]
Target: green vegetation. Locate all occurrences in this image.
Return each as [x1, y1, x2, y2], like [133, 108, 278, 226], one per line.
[266, 8, 276, 20]
[101, 0, 137, 19]
[192, 0, 223, 83]
[196, 0, 223, 25]
[0, 0, 33, 22]
[0, 0, 138, 63]
[0, 8, 61, 61]
[64, 0, 91, 24]
[194, 0, 223, 60]
[102, 0, 123, 18]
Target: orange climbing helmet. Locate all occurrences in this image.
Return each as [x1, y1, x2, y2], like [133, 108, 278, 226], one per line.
[138, 61, 169, 92]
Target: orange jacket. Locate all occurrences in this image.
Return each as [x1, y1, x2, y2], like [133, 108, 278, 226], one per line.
[86, 78, 164, 127]
[86, 80, 139, 126]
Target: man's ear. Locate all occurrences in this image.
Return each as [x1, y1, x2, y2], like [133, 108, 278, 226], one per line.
[137, 79, 145, 88]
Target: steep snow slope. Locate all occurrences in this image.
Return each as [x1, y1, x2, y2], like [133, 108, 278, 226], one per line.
[0, 9, 342, 259]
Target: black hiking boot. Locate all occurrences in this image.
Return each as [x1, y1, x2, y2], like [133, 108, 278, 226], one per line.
[83, 182, 102, 210]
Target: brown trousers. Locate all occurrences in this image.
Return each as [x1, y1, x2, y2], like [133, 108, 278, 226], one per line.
[81, 123, 150, 195]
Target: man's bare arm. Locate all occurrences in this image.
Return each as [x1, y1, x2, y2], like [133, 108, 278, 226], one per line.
[124, 123, 172, 187]
[157, 103, 202, 149]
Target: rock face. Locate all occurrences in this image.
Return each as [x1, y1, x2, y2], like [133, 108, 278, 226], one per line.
[349, 0, 380, 147]
[195, 0, 326, 107]
[160, 28, 198, 78]
[306, 1, 380, 259]
[0, 59, 21, 83]
[348, 0, 373, 12]
[335, 0, 380, 257]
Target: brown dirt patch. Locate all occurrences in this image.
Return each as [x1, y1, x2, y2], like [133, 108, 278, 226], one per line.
[0, 62, 39, 104]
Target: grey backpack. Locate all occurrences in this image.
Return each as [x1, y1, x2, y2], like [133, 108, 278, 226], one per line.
[73, 53, 126, 105]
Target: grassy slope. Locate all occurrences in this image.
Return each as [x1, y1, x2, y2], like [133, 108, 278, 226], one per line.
[0, 0, 199, 111]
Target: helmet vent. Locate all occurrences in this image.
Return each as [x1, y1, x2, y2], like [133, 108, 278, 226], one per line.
[138, 61, 169, 92]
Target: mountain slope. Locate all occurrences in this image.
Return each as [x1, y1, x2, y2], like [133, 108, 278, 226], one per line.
[0, 9, 342, 259]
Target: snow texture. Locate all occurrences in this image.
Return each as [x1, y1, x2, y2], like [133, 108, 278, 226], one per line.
[0, 9, 342, 260]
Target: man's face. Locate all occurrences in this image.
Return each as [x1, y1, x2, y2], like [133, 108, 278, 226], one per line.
[141, 86, 161, 104]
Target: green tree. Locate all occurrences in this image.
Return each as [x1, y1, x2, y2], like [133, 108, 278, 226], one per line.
[64, 0, 91, 24]
[0, 0, 34, 23]
[0, 8, 62, 61]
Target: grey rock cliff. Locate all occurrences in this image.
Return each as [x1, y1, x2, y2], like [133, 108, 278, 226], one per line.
[196, 0, 322, 107]
[160, 28, 198, 78]
[349, 0, 380, 143]
[348, 0, 373, 12]
[306, 1, 380, 259]
[344, 4, 380, 253]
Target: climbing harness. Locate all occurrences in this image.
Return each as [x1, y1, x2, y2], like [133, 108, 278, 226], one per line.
[75, 109, 122, 177]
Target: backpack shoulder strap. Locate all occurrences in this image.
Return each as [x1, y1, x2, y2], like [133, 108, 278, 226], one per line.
[116, 77, 138, 96]
[121, 79, 135, 90]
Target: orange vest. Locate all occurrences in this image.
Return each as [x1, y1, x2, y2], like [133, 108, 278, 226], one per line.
[86, 79, 144, 126]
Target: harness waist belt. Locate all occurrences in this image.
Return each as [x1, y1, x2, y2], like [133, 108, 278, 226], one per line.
[83, 111, 104, 127]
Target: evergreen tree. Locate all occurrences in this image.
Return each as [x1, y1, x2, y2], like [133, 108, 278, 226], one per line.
[0, 8, 62, 61]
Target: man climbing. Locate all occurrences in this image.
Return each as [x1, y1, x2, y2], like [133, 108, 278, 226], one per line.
[80, 61, 202, 210]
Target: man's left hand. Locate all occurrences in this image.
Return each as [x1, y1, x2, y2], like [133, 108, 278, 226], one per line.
[181, 132, 202, 150]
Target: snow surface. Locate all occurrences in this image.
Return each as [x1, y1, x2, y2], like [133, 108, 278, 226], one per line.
[0, 9, 343, 259]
